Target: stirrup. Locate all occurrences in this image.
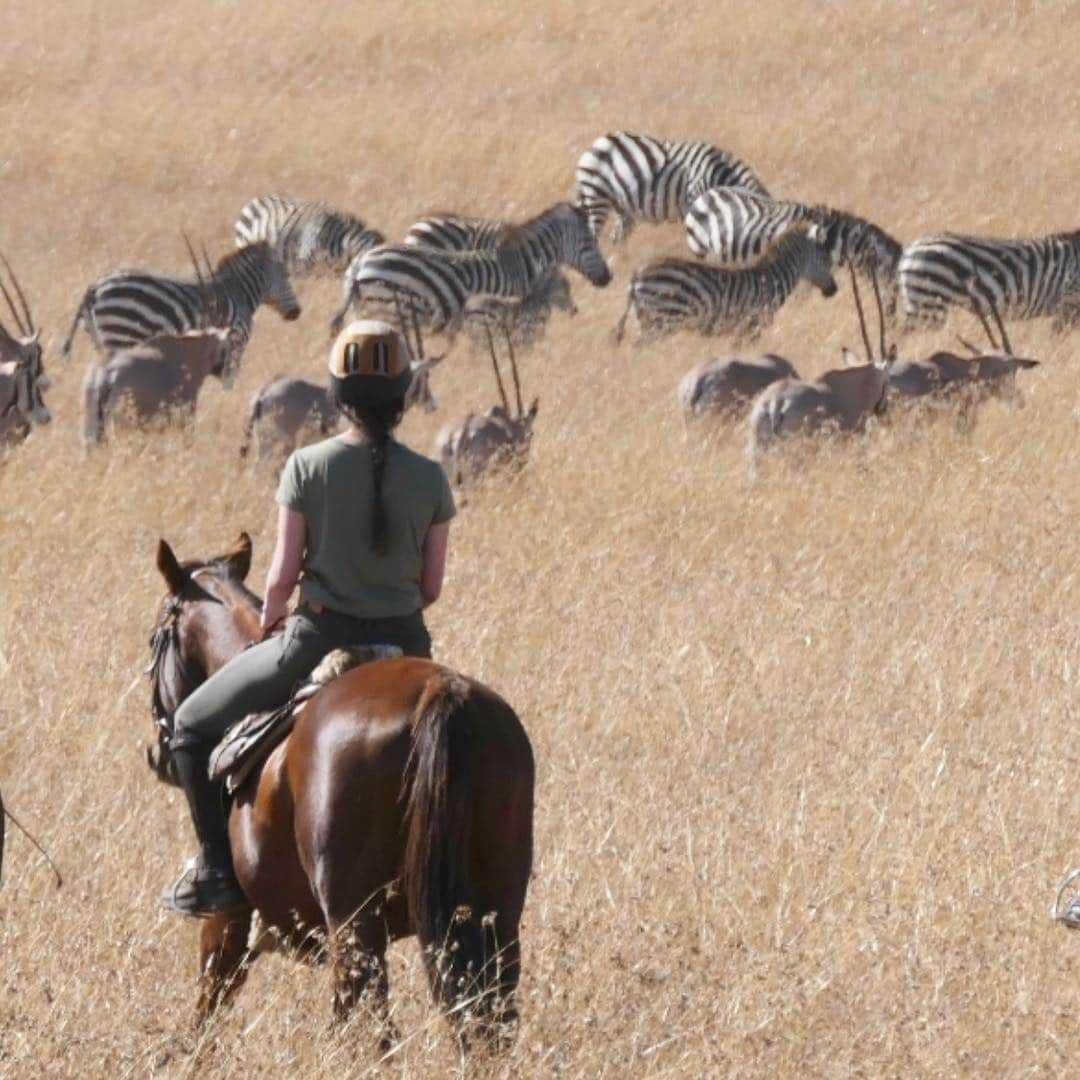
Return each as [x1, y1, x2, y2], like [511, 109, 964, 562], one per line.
[161, 856, 248, 919]
[1051, 868, 1080, 927]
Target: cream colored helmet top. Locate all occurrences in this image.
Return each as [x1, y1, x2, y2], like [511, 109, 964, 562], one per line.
[328, 319, 413, 403]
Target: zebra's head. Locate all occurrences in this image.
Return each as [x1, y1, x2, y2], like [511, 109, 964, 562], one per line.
[801, 225, 839, 298]
[560, 203, 612, 287]
[218, 242, 302, 322]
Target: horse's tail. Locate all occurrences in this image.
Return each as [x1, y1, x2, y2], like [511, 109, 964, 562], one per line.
[403, 671, 476, 1004]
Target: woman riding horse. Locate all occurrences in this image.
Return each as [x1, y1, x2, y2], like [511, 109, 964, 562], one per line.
[163, 320, 456, 917]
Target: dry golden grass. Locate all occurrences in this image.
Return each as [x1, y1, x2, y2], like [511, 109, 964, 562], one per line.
[3, 1, 1080, 1075]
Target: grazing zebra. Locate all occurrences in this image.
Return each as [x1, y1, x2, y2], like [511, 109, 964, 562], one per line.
[615, 224, 837, 345]
[403, 214, 510, 251]
[62, 242, 301, 372]
[574, 131, 769, 243]
[332, 202, 610, 339]
[235, 194, 384, 276]
[685, 187, 904, 354]
[897, 230, 1080, 354]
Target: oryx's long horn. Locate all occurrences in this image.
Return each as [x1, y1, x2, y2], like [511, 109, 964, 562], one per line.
[0, 253, 32, 334]
[869, 264, 887, 362]
[484, 321, 511, 413]
[849, 264, 873, 362]
[956, 335, 981, 356]
[503, 312, 524, 417]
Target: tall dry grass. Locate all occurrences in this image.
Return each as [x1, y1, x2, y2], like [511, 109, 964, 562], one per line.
[2, 1, 1080, 1075]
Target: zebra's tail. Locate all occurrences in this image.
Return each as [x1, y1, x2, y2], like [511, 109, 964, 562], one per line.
[61, 287, 95, 358]
[238, 391, 263, 459]
[81, 362, 109, 449]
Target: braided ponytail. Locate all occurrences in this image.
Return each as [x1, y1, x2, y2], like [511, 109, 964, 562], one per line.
[335, 395, 403, 555]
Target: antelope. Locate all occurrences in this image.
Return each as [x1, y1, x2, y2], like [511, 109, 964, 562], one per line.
[746, 357, 892, 460]
[239, 356, 444, 464]
[435, 315, 539, 486]
[0, 254, 50, 448]
[678, 354, 799, 421]
[81, 329, 230, 448]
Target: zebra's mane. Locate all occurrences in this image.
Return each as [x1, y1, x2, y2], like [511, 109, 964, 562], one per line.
[498, 202, 579, 250]
[214, 241, 273, 274]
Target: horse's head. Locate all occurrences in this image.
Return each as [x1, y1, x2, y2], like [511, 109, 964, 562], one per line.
[145, 532, 261, 786]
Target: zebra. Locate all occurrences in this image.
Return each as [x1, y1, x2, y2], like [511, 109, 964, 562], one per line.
[234, 194, 384, 276]
[685, 187, 904, 356]
[574, 131, 769, 243]
[61, 241, 301, 374]
[615, 223, 837, 345]
[331, 202, 610, 340]
[897, 230, 1080, 354]
[403, 214, 510, 251]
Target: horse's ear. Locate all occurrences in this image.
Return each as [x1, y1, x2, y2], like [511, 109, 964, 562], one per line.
[220, 531, 252, 581]
[156, 539, 186, 595]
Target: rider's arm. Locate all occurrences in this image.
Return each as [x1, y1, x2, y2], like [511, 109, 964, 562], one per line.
[420, 521, 450, 608]
[261, 506, 307, 633]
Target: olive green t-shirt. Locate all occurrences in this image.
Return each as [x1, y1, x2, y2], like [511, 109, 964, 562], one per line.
[276, 436, 456, 618]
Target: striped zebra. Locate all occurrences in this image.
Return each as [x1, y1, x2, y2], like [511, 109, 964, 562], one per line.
[574, 131, 769, 243]
[615, 223, 837, 345]
[234, 194, 384, 277]
[463, 267, 576, 353]
[61, 241, 301, 372]
[898, 230, 1080, 354]
[403, 214, 510, 251]
[685, 187, 904, 354]
[331, 202, 610, 340]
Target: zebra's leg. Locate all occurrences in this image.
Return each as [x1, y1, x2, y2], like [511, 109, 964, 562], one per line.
[987, 299, 1014, 356]
[972, 305, 1001, 353]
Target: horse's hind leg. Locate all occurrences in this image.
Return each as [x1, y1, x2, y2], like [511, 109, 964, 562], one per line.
[328, 915, 397, 1050]
[196, 909, 253, 1027]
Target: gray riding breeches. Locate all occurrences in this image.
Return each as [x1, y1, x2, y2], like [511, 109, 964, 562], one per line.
[170, 604, 431, 751]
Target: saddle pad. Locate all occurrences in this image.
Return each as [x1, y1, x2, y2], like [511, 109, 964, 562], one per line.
[208, 643, 403, 794]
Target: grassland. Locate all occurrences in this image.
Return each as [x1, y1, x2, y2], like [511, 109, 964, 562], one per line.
[2, 1, 1080, 1075]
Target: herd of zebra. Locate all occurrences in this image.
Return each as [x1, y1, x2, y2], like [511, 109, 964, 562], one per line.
[1, 128, 1075, 473]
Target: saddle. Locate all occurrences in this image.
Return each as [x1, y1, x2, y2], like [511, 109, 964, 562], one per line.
[208, 644, 403, 794]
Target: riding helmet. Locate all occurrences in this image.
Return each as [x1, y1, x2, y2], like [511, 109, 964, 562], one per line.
[328, 319, 413, 408]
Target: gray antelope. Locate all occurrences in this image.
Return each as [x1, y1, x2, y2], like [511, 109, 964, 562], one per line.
[435, 319, 539, 487]
[235, 194, 384, 276]
[62, 241, 300, 374]
[617, 223, 837, 344]
[332, 202, 610, 340]
[0, 256, 50, 448]
[81, 330, 230, 448]
[239, 356, 444, 464]
[746, 355, 893, 461]
[677, 354, 799, 421]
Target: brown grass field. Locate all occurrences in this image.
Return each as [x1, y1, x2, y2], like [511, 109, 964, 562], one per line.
[3, 1, 1080, 1075]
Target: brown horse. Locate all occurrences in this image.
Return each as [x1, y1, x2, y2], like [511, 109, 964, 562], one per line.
[144, 532, 535, 1049]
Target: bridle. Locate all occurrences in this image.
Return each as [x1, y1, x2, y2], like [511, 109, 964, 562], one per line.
[145, 570, 214, 782]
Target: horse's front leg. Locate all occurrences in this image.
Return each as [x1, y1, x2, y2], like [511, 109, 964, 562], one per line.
[196, 908, 254, 1027]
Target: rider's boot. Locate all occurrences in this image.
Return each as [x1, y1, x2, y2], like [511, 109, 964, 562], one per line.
[161, 744, 248, 917]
